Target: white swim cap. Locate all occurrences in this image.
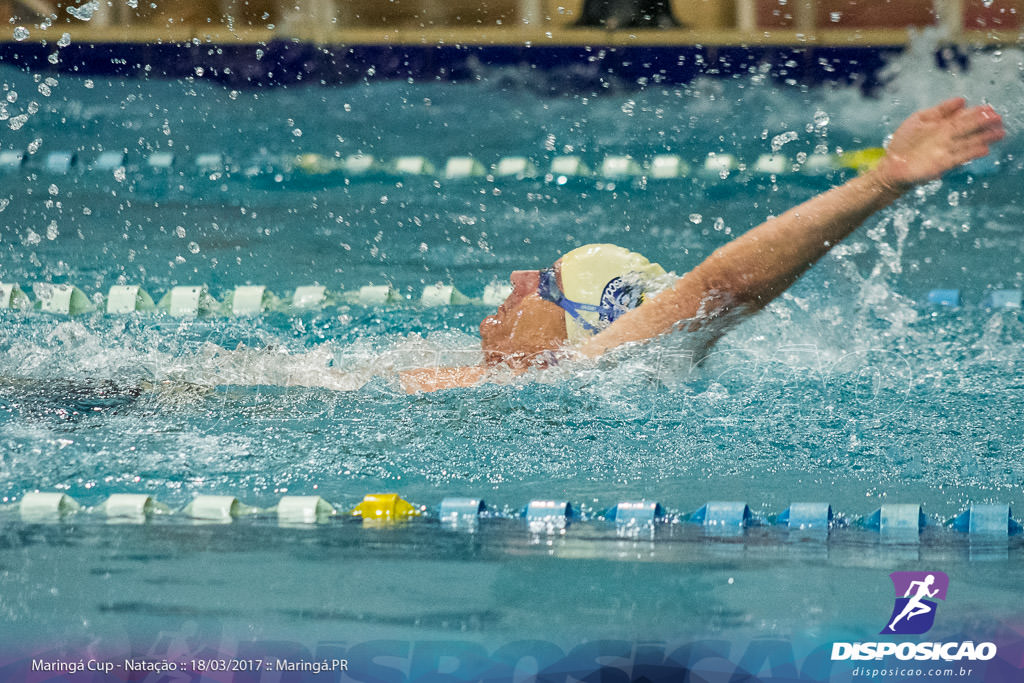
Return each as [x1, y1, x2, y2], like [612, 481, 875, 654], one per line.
[559, 243, 667, 342]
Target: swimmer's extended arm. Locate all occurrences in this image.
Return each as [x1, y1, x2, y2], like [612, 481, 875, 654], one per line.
[576, 98, 1005, 358]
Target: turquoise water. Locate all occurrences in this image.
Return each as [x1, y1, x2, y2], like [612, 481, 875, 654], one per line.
[2, 38, 1024, 660]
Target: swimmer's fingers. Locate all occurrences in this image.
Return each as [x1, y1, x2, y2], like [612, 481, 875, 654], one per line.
[919, 96, 967, 122]
[949, 104, 1004, 142]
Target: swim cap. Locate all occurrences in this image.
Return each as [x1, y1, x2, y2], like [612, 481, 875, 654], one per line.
[559, 243, 667, 342]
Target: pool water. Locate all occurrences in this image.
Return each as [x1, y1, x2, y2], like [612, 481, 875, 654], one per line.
[2, 35, 1024, 676]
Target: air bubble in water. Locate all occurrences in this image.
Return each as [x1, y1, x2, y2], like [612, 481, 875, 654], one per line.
[48, 53, 60, 65]
[0, 199, 9, 212]
[46, 222, 58, 240]
[947, 191, 960, 207]
[48, 184, 59, 196]
[771, 131, 798, 152]
[6, 91, 16, 103]
[13, 27, 30, 41]
[8, 114, 28, 131]
[57, 32, 71, 47]
[174, 226, 186, 238]
[689, 213, 703, 224]
[292, 128, 302, 137]
[67, 1, 100, 21]
[127, 0, 138, 7]
[84, 79, 94, 88]
[813, 110, 830, 128]
[188, 241, 200, 254]
[113, 167, 126, 182]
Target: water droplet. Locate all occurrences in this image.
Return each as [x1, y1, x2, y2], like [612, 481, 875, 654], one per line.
[13, 27, 30, 41]
[57, 32, 71, 47]
[66, 1, 100, 21]
[771, 131, 799, 153]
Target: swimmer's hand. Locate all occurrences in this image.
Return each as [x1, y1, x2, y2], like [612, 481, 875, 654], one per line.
[874, 97, 1005, 193]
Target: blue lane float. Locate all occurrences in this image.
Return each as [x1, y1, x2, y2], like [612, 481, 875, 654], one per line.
[690, 501, 753, 528]
[524, 500, 574, 523]
[927, 289, 962, 307]
[860, 503, 927, 540]
[776, 502, 834, 530]
[982, 289, 1022, 309]
[949, 503, 1022, 537]
[439, 497, 487, 521]
[607, 501, 665, 525]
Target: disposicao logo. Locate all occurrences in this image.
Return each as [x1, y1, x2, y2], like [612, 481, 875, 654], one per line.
[881, 571, 948, 635]
[831, 570, 998, 663]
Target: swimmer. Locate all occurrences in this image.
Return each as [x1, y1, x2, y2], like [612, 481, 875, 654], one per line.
[887, 574, 939, 632]
[401, 97, 1005, 393]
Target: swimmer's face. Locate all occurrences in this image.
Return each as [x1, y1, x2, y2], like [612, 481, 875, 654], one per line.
[480, 266, 567, 367]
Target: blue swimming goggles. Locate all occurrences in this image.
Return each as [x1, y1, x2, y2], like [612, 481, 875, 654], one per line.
[537, 267, 638, 334]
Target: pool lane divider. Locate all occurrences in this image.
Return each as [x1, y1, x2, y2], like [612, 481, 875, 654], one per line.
[2, 282, 1019, 317]
[0, 145, 907, 183]
[7, 493, 1022, 540]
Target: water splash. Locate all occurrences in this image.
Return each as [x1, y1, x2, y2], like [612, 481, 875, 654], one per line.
[66, 1, 100, 21]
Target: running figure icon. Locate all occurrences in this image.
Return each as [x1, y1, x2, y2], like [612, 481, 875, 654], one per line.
[888, 575, 939, 631]
[882, 571, 949, 635]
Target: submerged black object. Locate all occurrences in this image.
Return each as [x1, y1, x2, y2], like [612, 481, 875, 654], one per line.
[574, 0, 683, 29]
